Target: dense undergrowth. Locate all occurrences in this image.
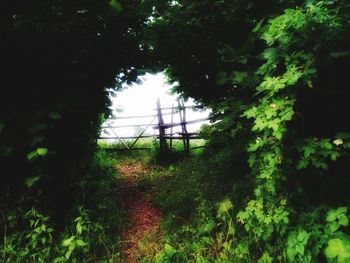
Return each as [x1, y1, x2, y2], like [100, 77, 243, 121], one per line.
[134, 138, 350, 262]
[1, 149, 123, 262]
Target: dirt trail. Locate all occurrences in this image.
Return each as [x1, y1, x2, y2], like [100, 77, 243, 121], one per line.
[116, 162, 162, 263]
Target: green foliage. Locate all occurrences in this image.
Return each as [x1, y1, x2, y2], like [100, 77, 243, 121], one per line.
[297, 136, 350, 169]
[154, 244, 187, 263]
[1, 149, 123, 262]
[2, 0, 350, 262]
[0, 0, 153, 238]
[283, 206, 350, 262]
[287, 229, 311, 262]
[325, 238, 350, 263]
[1, 209, 54, 263]
[147, 0, 350, 261]
[110, 0, 123, 12]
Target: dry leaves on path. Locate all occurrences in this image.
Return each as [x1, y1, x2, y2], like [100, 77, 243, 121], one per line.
[116, 162, 163, 263]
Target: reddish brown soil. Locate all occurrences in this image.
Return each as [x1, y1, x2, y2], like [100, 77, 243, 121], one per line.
[116, 162, 162, 263]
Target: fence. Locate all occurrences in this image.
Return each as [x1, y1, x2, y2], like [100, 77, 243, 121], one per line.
[99, 99, 210, 153]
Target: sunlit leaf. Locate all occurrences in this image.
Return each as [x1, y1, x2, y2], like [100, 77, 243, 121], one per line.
[37, 147, 48, 156]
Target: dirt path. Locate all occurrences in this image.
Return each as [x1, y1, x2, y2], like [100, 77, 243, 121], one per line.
[116, 162, 162, 263]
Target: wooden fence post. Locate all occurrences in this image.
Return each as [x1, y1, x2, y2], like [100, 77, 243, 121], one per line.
[170, 103, 174, 150]
[178, 99, 189, 155]
[182, 100, 190, 154]
[157, 98, 168, 154]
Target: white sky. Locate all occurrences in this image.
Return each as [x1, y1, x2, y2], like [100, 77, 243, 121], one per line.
[101, 72, 210, 140]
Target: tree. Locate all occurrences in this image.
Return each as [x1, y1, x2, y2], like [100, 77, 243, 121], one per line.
[0, 0, 154, 223]
[147, 0, 350, 260]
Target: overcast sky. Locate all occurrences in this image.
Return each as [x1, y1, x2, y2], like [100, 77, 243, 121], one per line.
[101, 72, 210, 139]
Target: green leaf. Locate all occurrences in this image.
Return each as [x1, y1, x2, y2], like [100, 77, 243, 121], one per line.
[164, 244, 177, 256]
[295, 243, 305, 255]
[325, 238, 350, 262]
[218, 199, 233, 215]
[25, 176, 41, 188]
[303, 146, 315, 158]
[326, 210, 337, 222]
[76, 239, 87, 247]
[262, 48, 278, 61]
[244, 107, 257, 119]
[65, 248, 73, 259]
[258, 252, 273, 263]
[36, 147, 48, 156]
[331, 153, 338, 161]
[53, 257, 65, 263]
[339, 215, 349, 226]
[62, 236, 75, 247]
[329, 221, 340, 233]
[200, 219, 216, 234]
[76, 222, 82, 235]
[323, 142, 333, 150]
[297, 230, 309, 243]
[27, 151, 38, 160]
[253, 20, 264, 33]
[233, 71, 248, 83]
[281, 109, 294, 121]
[110, 0, 122, 12]
[48, 112, 61, 120]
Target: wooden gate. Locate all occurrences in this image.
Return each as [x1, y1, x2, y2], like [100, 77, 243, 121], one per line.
[99, 99, 210, 153]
